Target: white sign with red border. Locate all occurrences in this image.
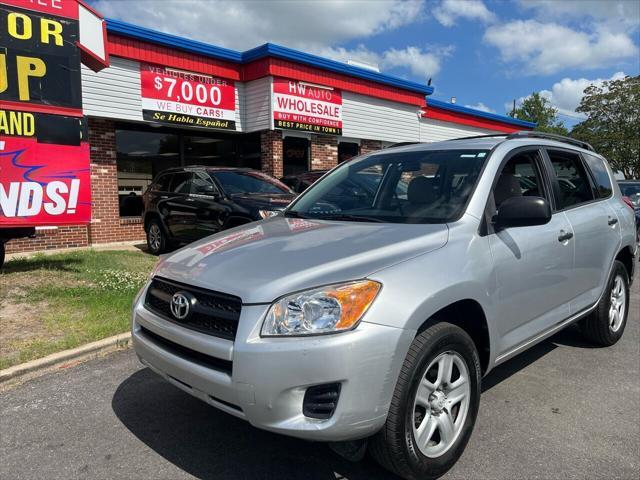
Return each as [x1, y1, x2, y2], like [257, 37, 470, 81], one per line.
[140, 62, 236, 130]
[273, 77, 342, 135]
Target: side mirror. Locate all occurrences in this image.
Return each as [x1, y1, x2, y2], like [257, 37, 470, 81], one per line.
[495, 196, 551, 229]
[196, 184, 219, 198]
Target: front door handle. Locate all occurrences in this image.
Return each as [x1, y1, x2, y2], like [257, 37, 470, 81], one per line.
[558, 231, 574, 242]
[608, 217, 618, 226]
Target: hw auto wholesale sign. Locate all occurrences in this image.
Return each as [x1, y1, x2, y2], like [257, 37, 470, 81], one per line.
[0, 0, 94, 226]
[140, 62, 237, 130]
[273, 77, 342, 135]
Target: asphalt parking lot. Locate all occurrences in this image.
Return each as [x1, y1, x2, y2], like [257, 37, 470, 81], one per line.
[1, 280, 639, 480]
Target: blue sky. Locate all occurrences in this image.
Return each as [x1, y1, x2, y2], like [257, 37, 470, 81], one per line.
[93, 0, 640, 127]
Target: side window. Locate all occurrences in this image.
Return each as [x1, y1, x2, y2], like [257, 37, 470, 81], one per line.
[190, 172, 217, 195]
[547, 150, 595, 209]
[170, 172, 193, 194]
[493, 150, 547, 209]
[582, 154, 613, 198]
[151, 174, 172, 192]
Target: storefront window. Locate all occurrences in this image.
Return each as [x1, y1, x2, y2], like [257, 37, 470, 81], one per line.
[338, 142, 359, 163]
[283, 137, 309, 175]
[116, 126, 261, 217]
[116, 130, 179, 216]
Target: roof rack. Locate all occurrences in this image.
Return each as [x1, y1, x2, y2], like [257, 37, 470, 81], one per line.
[506, 131, 595, 152]
[444, 131, 595, 152]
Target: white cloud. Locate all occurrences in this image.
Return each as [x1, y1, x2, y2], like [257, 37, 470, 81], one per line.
[519, 0, 640, 30]
[464, 102, 495, 113]
[318, 44, 452, 79]
[484, 20, 638, 75]
[94, 0, 424, 51]
[433, 0, 496, 27]
[509, 71, 627, 119]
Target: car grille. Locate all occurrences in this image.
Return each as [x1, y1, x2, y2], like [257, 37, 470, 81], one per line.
[139, 326, 233, 375]
[144, 277, 242, 340]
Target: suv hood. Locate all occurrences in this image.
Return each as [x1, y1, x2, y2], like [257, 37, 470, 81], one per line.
[155, 216, 448, 303]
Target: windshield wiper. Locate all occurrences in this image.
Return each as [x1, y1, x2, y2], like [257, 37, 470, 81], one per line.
[314, 214, 385, 223]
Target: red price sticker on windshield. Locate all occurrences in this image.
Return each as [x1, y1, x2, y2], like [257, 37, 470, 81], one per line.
[140, 63, 236, 130]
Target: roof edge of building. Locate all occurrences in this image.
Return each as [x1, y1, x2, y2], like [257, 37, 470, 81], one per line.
[105, 18, 434, 97]
[425, 98, 537, 129]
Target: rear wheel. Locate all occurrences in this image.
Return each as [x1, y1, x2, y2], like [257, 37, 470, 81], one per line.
[580, 260, 629, 346]
[146, 218, 167, 255]
[369, 322, 481, 480]
[0, 241, 5, 269]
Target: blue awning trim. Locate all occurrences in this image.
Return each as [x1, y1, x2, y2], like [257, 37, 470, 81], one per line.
[427, 98, 537, 128]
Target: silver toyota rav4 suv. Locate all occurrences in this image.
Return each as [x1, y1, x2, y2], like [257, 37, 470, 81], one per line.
[132, 132, 636, 479]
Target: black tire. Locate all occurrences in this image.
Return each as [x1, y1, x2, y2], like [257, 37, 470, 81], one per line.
[580, 260, 630, 346]
[369, 322, 481, 480]
[0, 241, 5, 269]
[146, 218, 167, 255]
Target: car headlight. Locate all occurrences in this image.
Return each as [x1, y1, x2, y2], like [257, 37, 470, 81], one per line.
[261, 280, 381, 336]
[258, 209, 280, 219]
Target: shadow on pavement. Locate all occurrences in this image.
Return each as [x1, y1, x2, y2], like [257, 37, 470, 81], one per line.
[112, 324, 595, 479]
[112, 369, 395, 480]
[481, 323, 596, 392]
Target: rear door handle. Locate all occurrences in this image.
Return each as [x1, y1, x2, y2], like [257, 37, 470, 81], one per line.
[558, 231, 573, 242]
[608, 217, 618, 226]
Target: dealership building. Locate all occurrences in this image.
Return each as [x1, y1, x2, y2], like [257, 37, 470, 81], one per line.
[6, 17, 535, 254]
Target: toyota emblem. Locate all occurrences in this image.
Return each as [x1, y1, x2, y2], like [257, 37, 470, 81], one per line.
[170, 292, 192, 320]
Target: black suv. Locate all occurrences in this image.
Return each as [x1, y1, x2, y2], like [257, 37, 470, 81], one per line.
[143, 167, 295, 254]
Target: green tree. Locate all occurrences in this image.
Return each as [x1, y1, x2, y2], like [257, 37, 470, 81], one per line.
[571, 75, 640, 179]
[509, 92, 569, 135]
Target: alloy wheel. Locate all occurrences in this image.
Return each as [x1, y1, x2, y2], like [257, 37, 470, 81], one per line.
[148, 224, 161, 251]
[412, 351, 471, 458]
[609, 275, 626, 332]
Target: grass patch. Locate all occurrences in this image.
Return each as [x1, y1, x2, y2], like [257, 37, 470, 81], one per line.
[0, 249, 157, 369]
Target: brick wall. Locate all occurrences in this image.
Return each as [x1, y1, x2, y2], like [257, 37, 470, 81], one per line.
[260, 130, 283, 177]
[86, 118, 144, 245]
[360, 139, 383, 155]
[311, 135, 338, 170]
[6, 226, 89, 253]
[5, 118, 144, 254]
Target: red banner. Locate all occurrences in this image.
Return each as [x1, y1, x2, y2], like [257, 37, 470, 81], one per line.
[140, 62, 236, 130]
[0, 137, 91, 226]
[273, 77, 343, 135]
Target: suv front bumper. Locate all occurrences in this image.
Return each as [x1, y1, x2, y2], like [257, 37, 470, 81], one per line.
[132, 288, 413, 442]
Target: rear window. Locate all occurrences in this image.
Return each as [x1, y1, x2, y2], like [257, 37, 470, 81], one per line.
[150, 173, 172, 192]
[583, 154, 613, 198]
[547, 149, 596, 209]
[170, 172, 193, 194]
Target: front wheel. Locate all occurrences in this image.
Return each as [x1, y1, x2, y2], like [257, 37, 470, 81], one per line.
[369, 322, 481, 480]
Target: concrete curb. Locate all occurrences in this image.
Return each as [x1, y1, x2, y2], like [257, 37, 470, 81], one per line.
[0, 332, 132, 384]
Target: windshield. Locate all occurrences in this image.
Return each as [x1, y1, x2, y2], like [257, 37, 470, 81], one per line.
[619, 182, 640, 207]
[286, 149, 489, 223]
[212, 171, 292, 195]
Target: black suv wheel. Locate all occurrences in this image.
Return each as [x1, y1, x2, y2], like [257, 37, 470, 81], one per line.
[146, 218, 167, 255]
